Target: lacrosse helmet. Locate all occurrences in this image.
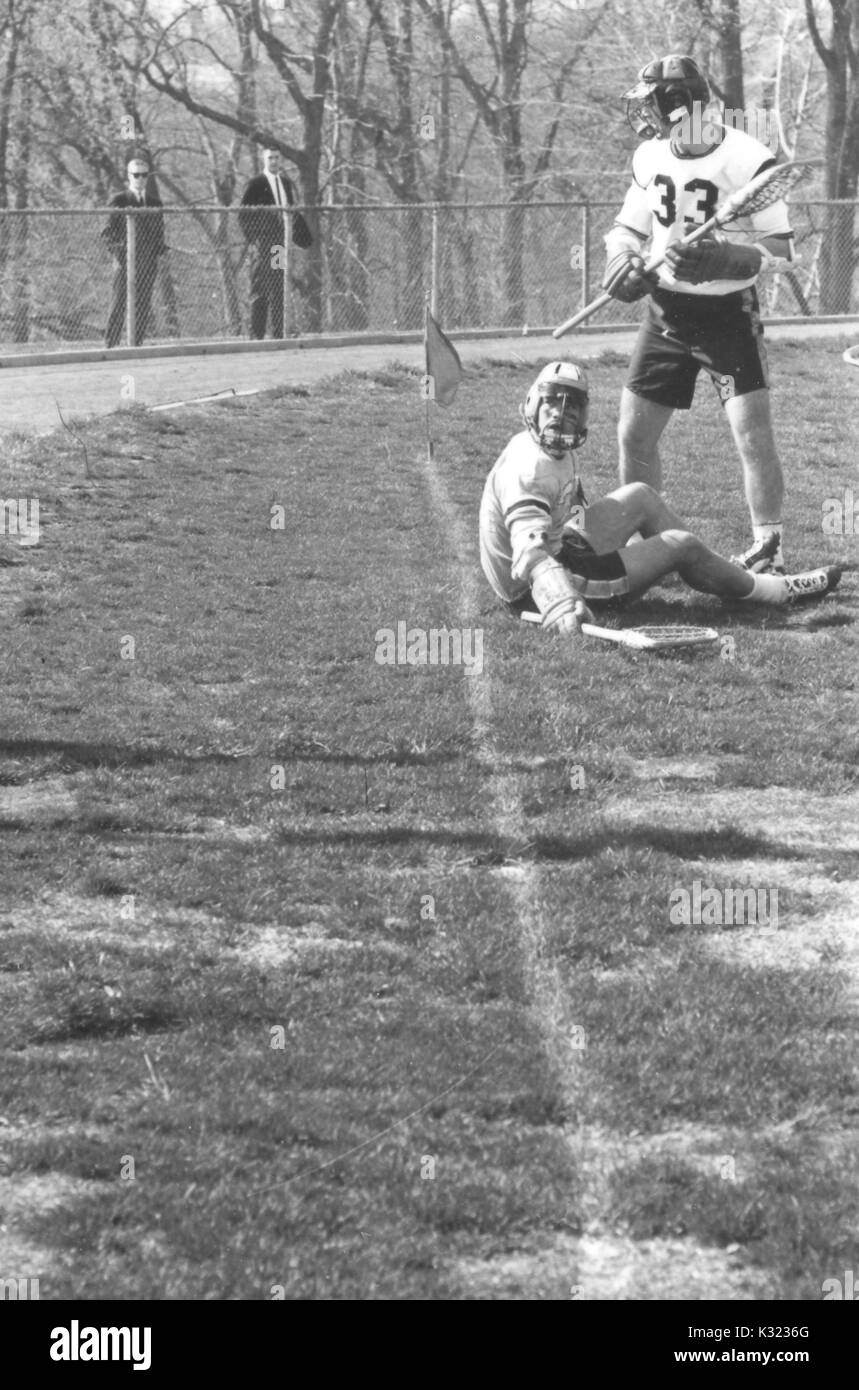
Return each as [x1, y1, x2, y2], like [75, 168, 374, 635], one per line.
[522, 361, 589, 455]
[623, 54, 710, 140]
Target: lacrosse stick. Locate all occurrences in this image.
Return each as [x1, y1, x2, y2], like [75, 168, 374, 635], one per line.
[554, 159, 818, 339]
[843, 345, 859, 369]
[519, 609, 720, 650]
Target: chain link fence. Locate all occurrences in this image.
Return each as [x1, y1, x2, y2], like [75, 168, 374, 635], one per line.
[0, 199, 856, 354]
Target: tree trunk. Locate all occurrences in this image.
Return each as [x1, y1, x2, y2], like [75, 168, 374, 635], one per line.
[717, 0, 745, 111]
[805, 1, 859, 313]
[11, 72, 30, 342]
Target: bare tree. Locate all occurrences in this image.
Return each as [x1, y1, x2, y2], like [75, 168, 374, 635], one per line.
[691, 0, 745, 109]
[113, 0, 341, 329]
[805, 0, 859, 311]
[413, 0, 609, 324]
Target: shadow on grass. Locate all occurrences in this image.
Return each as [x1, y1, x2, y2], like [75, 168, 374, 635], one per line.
[0, 737, 471, 771]
[0, 738, 250, 769]
[273, 823, 809, 864]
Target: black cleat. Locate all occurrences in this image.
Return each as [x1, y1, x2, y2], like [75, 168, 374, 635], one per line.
[731, 531, 785, 575]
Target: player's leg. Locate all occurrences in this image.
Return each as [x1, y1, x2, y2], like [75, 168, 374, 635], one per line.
[723, 387, 784, 527]
[618, 294, 699, 489]
[619, 530, 755, 600]
[619, 529, 840, 604]
[699, 288, 786, 569]
[577, 482, 692, 552]
[617, 389, 674, 490]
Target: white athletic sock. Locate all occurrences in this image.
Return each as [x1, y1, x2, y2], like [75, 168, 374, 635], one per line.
[740, 572, 788, 605]
[753, 522, 784, 567]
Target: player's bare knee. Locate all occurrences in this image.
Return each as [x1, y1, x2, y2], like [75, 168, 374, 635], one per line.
[660, 527, 699, 561]
[618, 418, 641, 456]
[628, 481, 660, 511]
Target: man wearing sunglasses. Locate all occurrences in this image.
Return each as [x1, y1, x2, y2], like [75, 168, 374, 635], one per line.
[102, 158, 168, 348]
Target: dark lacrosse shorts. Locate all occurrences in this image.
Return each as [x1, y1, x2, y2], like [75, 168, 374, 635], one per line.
[506, 531, 630, 617]
[625, 285, 768, 409]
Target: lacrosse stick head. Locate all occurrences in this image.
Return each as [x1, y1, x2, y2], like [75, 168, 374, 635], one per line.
[612, 624, 721, 651]
[519, 611, 721, 652]
[718, 160, 819, 225]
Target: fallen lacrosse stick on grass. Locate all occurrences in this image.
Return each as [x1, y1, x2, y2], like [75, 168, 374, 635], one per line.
[554, 158, 819, 338]
[520, 609, 720, 651]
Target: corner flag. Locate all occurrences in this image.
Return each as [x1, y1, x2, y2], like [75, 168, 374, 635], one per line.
[425, 307, 463, 407]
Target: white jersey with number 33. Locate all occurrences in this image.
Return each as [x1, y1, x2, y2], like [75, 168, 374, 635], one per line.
[613, 126, 793, 296]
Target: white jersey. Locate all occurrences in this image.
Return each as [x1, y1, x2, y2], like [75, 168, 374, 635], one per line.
[611, 126, 793, 296]
[479, 430, 583, 601]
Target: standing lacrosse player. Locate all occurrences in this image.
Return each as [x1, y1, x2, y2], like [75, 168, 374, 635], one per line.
[479, 362, 839, 639]
[602, 54, 795, 575]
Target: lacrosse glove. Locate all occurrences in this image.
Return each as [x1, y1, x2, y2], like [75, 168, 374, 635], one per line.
[601, 251, 659, 303]
[530, 557, 593, 637]
[665, 236, 763, 284]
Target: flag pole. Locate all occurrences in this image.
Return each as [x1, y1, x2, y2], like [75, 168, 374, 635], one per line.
[430, 206, 439, 317]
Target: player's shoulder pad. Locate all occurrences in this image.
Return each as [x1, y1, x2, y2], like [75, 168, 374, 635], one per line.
[501, 429, 560, 471]
[631, 139, 660, 188]
[715, 125, 778, 183]
[498, 430, 566, 491]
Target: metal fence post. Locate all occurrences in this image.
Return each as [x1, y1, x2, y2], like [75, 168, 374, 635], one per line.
[581, 202, 590, 309]
[126, 209, 136, 346]
[281, 214, 291, 338]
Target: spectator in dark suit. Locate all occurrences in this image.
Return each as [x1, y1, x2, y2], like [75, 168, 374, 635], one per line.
[239, 146, 312, 339]
[102, 157, 167, 348]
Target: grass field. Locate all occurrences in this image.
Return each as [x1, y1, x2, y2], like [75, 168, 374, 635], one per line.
[1, 339, 858, 1301]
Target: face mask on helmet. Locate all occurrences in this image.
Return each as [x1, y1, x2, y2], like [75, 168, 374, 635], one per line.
[625, 85, 695, 139]
[538, 388, 588, 453]
[522, 364, 589, 454]
[623, 55, 710, 141]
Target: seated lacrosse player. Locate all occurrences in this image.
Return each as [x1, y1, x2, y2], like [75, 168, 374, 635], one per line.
[478, 361, 840, 639]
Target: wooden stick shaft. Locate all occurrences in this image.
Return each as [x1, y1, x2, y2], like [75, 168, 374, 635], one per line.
[553, 210, 722, 339]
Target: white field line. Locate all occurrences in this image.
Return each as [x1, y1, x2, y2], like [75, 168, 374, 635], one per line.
[419, 444, 579, 1079]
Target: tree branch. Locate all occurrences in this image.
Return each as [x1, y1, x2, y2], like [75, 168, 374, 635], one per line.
[804, 0, 835, 71]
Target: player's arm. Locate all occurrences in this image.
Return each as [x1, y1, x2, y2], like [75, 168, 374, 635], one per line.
[602, 179, 658, 302]
[506, 497, 593, 635]
[529, 557, 593, 635]
[667, 158, 796, 283]
[754, 231, 794, 263]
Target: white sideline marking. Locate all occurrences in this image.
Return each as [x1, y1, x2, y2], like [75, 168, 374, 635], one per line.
[843, 344, 859, 368]
[419, 445, 578, 1079]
